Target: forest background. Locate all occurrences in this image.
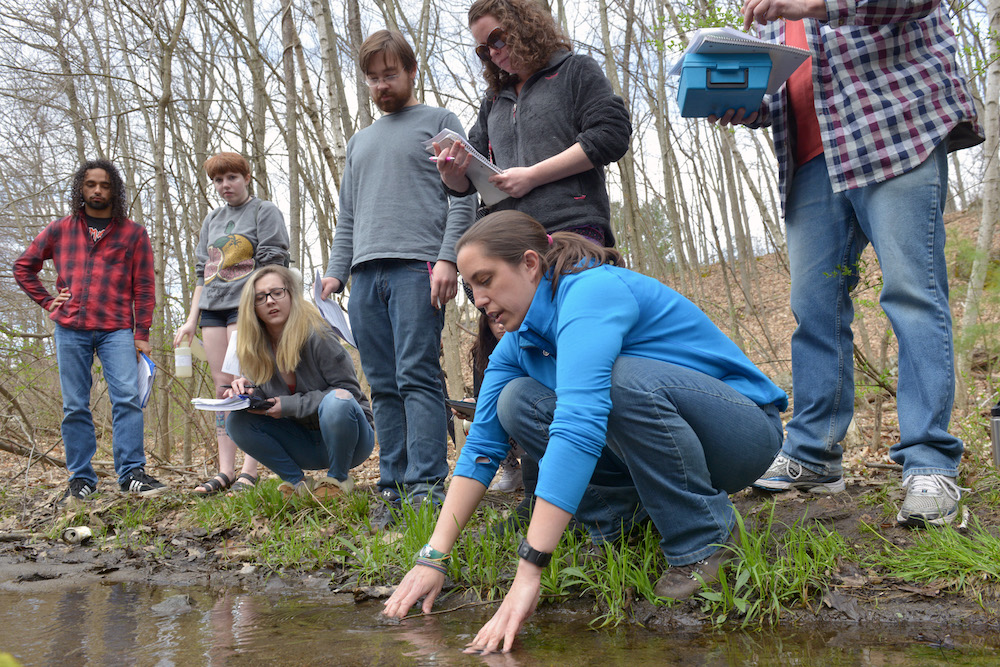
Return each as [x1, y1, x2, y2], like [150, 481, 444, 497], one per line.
[0, 0, 997, 476]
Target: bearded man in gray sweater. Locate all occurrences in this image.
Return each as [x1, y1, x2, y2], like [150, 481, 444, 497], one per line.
[321, 30, 475, 525]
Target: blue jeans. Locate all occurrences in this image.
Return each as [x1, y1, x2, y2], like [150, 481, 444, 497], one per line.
[53, 325, 146, 486]
[226, 390, 374, 484]
[497, 358, 784, 566]
[783, 144, 963, 478]
[349, 260, 448, 501]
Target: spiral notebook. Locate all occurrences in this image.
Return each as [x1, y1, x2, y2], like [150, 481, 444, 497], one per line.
[422, 129, 509, 207]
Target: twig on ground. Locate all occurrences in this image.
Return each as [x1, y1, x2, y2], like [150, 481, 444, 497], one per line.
[864, 462, 903, 471]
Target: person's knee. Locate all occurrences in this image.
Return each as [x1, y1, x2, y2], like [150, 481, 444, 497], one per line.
[225, 411, 251, 441]
[318, 389, 354, 422]
[497, 377, 537, 424]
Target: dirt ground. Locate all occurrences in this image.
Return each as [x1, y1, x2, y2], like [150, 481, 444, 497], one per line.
[1, 441, 999, 633]
[2, 210, 999, 632]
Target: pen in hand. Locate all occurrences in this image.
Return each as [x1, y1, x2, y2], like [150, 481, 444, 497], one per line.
[428, 156, 455, 162]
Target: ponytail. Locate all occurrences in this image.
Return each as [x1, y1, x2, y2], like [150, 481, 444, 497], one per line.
[456, 211, 620, 297]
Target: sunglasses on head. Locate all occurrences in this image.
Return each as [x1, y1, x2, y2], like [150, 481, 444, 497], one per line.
[475, 27, 507, 62]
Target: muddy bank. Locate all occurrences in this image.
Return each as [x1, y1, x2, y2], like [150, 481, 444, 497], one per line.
[2, 465, 999, 634]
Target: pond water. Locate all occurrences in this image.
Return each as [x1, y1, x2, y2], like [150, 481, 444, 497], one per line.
[1, 583, 999, 666]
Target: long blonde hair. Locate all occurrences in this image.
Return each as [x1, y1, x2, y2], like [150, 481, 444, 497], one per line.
[236, 266, 329, 383]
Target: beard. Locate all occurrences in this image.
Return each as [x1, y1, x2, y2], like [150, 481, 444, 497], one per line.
[86, 197, 111, 210]
[374, 79, 414, 113]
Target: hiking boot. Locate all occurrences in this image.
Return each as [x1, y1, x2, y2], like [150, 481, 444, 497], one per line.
[314, 475, 354, 501]
[753, 454, 845, 494]
[370, 487, 403, 531]
[119, 469, 166, 496]
[60, 478, 97, 505]
[278, 478, 313, 499]
[654, 530, 738, 600]
[897, 474, 967, 527]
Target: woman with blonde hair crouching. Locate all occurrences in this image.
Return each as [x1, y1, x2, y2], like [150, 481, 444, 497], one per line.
[226, 266, 374, 499]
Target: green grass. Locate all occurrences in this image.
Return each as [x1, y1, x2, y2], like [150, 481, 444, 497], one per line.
[862, 516, 1000, 604]
[698, 509, 850, 627]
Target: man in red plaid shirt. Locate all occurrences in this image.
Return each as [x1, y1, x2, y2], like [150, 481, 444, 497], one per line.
[14, 159, 166, 502]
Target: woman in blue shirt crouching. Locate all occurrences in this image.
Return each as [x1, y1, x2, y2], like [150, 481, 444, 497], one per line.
[384, 211, 787, 653]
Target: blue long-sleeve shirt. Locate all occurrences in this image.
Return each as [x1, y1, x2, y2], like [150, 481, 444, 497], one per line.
[453, 265, 787, 515]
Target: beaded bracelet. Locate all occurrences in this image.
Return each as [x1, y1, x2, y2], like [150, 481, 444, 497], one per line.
[415, 557, 448, 574]
[415, 543, 451, 574]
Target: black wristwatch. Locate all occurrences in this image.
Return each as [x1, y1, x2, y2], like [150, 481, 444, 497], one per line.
[517, 538, 552, 568]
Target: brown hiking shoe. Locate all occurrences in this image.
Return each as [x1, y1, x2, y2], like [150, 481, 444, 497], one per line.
[313, 476, 354, 501]
[654, 529, 738, 600]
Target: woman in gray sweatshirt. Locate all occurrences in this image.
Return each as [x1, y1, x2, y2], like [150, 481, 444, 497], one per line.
[436, 0, 632, 247]
[226, 266, 374, 500]
[174, 152, 290, 495]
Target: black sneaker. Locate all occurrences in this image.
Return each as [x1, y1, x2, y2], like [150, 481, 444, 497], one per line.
[119, 469, 167, 496]
[60, 478, 97, 504]
[370, 487, 402, 531]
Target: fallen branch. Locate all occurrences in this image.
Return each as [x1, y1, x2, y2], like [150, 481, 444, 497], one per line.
[0, 436, 64, 468]
[864, 461, 903, 471]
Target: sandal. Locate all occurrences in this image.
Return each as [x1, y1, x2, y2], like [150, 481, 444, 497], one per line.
[229, 472, 258, 494]
[194, 472, 232, 496]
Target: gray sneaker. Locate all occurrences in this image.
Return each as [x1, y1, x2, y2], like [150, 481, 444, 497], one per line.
[897, 474, 966, 527]
[753, 454, 845, 494]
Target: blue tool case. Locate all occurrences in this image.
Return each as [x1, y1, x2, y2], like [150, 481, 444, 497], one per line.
[677, 52, 772, 118]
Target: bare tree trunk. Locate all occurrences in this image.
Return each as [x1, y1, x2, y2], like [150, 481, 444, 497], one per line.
[346, 0, 373, 129]
[151, 0, 188, 457]
[598, 0, 642, 269]
[242, 0, 270, 195]
[956, 0, 1000, 405]
[282, 0, 301, 266]
[308, 0, 352, 153]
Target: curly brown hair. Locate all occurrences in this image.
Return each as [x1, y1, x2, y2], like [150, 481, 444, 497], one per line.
[468, 0, 571, 94]
[70, 159, 128, 221]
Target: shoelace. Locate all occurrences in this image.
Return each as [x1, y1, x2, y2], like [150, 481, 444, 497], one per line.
[902, 474, 969, 500]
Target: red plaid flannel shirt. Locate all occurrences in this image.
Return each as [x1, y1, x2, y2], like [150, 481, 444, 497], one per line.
[13, 212, 156, 341]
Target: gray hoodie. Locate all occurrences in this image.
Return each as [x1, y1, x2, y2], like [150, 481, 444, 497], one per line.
[255, 327, 373, 431]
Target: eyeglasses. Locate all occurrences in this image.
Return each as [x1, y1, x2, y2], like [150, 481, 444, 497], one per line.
[475, 27, 507, 62]
[254, 287, 288, 305]
[365, 73, 401, 88]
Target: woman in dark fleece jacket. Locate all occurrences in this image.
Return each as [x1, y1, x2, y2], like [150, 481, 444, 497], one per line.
[226, 266, 374, 501]
[434, 0, 631, 247]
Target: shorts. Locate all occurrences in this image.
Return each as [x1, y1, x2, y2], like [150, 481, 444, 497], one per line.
[199, 308, 239, 328]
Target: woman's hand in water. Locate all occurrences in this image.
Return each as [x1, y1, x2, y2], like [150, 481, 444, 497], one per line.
[464, 562, 542, 654]
[383, 564, 446, 618]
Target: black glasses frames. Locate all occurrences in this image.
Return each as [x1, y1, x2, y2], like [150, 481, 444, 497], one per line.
[254, 287, 288, 305]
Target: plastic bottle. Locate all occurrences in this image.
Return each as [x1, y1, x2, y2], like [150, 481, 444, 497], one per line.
[175, 344, 192, 378]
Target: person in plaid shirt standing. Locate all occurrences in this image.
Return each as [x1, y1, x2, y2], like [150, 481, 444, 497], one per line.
[14, 159, 166, 502]
[714, 0, 983, 526]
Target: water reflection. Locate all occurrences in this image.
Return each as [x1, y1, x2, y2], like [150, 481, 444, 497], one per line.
[1, 583, 999, 665]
